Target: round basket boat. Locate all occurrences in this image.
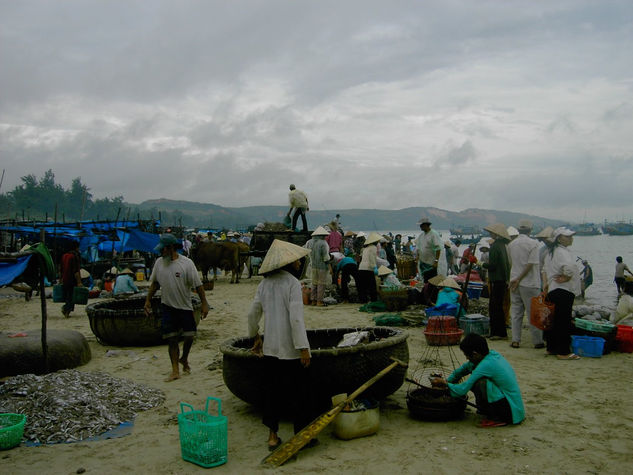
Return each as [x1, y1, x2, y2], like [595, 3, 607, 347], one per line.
[406, 386, 468, 421]
[220, 327, 409, 409]
[86, 294, 201, 347]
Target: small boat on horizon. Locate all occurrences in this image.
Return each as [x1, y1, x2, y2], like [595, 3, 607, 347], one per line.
[602, 221, 633, 236]
[569, 223, 602, 236]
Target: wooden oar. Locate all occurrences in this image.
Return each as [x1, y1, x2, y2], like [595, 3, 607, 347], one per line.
[261, 357, 408, 467]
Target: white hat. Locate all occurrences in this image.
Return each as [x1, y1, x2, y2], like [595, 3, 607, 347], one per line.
[518, 219, 533, 230]
[356, 232, 366, 238]
[311, 226, 330, 236]
[439, 278, 461, 290]
[484, 223, 510, 241]
[552, 227, 576, 240]
[364, 232, 383, 245]
[80, 268, 91, 279]
[417, 216, 432, 225]
[377, 265, 393, 277]
[259, 239, 310, 274]
[109, 267, 118, 275]
[507, 226, 519, 237]
[477, 238, 491, 249]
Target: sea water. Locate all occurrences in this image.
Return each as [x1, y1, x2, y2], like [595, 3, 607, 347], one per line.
[365, 229, 633, 311]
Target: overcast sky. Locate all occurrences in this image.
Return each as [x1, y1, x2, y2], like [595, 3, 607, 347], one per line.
[1, 0, 632, 222]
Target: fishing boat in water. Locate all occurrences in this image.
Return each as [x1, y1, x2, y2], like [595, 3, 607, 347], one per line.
[602, 221, 633, 236]
[570, 223, 601, 236]
[449, 225, 482, 244]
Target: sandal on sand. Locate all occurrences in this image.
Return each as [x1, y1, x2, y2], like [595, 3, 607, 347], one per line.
[557, 353, 580, 360]
[268, 437, 282, 452]
[478, 419, 508, 428]
[510, 342, 520, 348]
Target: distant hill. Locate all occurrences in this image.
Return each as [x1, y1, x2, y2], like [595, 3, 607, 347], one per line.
[133, 199, 564, 230]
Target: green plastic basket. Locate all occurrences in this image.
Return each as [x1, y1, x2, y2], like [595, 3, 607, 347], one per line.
[0, 413, 26, 450]
[178, 397, 227, 468]
[574, 318, 615, 333]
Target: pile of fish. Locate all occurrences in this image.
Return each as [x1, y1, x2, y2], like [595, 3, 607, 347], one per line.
[0, 370, 165, 444]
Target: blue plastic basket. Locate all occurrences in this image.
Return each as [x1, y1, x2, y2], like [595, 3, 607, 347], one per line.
[466, 282, 484, 300]
[571, 335, 605, 358]
[178, 397, 227, 468]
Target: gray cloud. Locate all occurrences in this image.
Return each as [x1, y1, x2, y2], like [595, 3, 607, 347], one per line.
[1, 0, 633, 222]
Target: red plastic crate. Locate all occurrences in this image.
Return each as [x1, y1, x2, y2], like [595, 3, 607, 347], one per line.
[616, 325, 633, 353]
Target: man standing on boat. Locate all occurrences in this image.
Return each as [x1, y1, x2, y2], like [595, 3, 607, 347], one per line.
[415, 217, 443, 283]
[286, 184, 309, 232]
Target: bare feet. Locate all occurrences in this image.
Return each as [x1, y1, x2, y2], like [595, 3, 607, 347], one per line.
[165, 372, 181, 382]
[179, 358, 191, 374]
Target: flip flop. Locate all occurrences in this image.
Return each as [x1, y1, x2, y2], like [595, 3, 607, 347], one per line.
[478, 419, 508, 428]
[556, 353, 580, 360]
[268, 437, 282, 452]
[510, 342, 520, 348]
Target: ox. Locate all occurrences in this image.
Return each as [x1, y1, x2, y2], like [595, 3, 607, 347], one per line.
[192, 241, 242, 284]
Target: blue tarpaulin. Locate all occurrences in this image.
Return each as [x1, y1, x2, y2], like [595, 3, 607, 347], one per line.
[0, 254, 33, 286]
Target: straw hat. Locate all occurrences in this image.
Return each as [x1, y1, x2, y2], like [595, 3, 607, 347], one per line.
[535, 226, 554, 239]
[344, 231, 356, 237]
[364, 232, 383, 245]
[311, 226, 330, 236]
[428, 274, 447, 286]
[259, 239, 310, 274]
[440, 278, 461, 290]
[109, 267, 118, 275]
[120, 268, 134, 275]
[377, 265, 393, 277]
[80, 268, 90, 279]
[484, 223, 510, 240]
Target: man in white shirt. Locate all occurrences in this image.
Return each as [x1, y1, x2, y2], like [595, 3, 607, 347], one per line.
[144, 234, 210, 382]
[286, 184, 309, 232]
[508, 220, 544, 349]
[415, 217, 443, 283]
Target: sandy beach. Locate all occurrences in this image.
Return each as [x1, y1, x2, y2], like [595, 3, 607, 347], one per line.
[1, 274, 632, 475]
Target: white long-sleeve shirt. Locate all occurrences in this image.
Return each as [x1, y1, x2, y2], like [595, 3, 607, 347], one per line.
[247, 270, 310, 360]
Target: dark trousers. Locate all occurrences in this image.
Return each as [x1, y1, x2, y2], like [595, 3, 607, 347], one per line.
[339, 263, 358, 300]
[544, 288, 575, 355]
[472, 378, 512, 423]
[262, 356, 314, 434]
[291, 207, 308, 232]
[418, 262, 438, 283]
[62, 282, 76, 313]
[356, 270, 377, 303]
[489, 281, 508, 337]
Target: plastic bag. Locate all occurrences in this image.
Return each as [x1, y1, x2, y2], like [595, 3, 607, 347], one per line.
[530, 292, 555, 330]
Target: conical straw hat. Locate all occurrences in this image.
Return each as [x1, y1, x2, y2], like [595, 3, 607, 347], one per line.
[377, 265, 393, 276]
[535, 226, 554, 238]
[120, 268, 134, 275]
[109, 267, 118, 275]
[428, 274, 447, 286]
[259, 239, 311, 274]
[484, 223, 510, 240]
[364, 232, 383, 245]
[311, 226, 329, 236]
[80, 268, 90, 279]
[440, 277, 461, 290]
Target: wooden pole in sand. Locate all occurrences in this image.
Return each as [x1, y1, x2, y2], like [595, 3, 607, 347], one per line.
[39, 228, 49, 373]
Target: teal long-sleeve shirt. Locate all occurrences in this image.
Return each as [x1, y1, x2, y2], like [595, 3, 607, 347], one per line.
[447, 350, 525, 424]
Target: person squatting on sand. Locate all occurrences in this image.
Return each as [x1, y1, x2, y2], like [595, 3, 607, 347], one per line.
[482, 223, 511, 341]
[543, 227, 581, 360]
[145, 233, 210, 381]
[247, 240, 317, 451]
[415, 216, 442, 283]
[508, 220, 544, 349]
[432, 333, 525, 428]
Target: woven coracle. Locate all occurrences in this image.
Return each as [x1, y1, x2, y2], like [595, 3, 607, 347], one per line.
[396, 257, 417, 280]
[379, 287, 409, 311]
[86, 294, 201, 346]
[220, 327, 409, 409]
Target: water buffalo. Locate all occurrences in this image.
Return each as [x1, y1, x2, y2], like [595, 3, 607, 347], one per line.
[192, 241, 242, 284]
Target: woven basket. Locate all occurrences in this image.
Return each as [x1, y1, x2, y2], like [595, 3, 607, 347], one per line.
[220, 327, 409, 409]
[406, 387, 467, 421]
[379, 287, 409, 311]
[86, 294, 201, 346]
[397, 257, 417, 280]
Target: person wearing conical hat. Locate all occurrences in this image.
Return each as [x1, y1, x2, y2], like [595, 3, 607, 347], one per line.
[310, 226, 331, 306]
[482, 223, 511, 340]
[377, 265, 403, 288]
[79, 268, 94, 290]
[357, 232, 381, 303]
[434, 278, 465, 317]
[113, 268, 139, 296]
[246, 239, 316, 451]
[415, 217, 443, 283]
